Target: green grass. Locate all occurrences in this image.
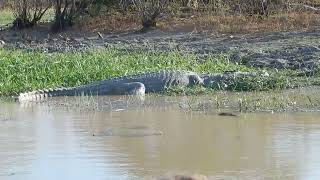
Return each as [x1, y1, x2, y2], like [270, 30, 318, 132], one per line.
[0, 48, 255, 95]
[0, 48, 317, 96]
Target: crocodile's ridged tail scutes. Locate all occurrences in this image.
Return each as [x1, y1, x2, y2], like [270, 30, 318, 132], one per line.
[18, 87, 74, 102]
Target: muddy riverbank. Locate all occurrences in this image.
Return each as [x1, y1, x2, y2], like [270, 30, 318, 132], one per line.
[1, 27, 320, 72]
[16, 86, 320, 113]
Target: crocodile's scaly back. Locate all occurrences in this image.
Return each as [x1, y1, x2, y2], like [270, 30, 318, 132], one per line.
[18, 70, 203, 102]
[104, 70, 203, 93]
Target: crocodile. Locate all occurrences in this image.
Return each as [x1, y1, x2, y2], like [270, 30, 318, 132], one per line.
[18, 70, 262, 102]
[18, 70, 204, 102]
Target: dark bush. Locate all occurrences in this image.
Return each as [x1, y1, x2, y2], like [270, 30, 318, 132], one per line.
[132, 0, 169, 31]
[51, 0, 93, 32]
[11, 0, 52, 29]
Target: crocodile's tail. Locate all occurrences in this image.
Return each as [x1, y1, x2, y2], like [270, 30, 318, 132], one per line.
[18, 82, 146, 102]
[18, 87, 76, 102]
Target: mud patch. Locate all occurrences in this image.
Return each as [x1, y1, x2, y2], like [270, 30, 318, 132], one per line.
[1, 27, 320, 70]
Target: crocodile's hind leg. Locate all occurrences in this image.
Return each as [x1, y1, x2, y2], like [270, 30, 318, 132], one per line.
[109, 82, 146, 95]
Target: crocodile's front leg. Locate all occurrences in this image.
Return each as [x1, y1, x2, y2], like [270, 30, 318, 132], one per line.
[108, 82, 146, 95]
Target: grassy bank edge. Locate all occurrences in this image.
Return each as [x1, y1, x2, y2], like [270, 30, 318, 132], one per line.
[0, 48, 318, 96]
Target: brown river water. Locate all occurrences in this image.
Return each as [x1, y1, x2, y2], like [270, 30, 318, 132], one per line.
[1, 94, 320, 180]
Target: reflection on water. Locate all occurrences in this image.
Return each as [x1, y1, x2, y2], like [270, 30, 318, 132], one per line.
[1, 96, 320, 180]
